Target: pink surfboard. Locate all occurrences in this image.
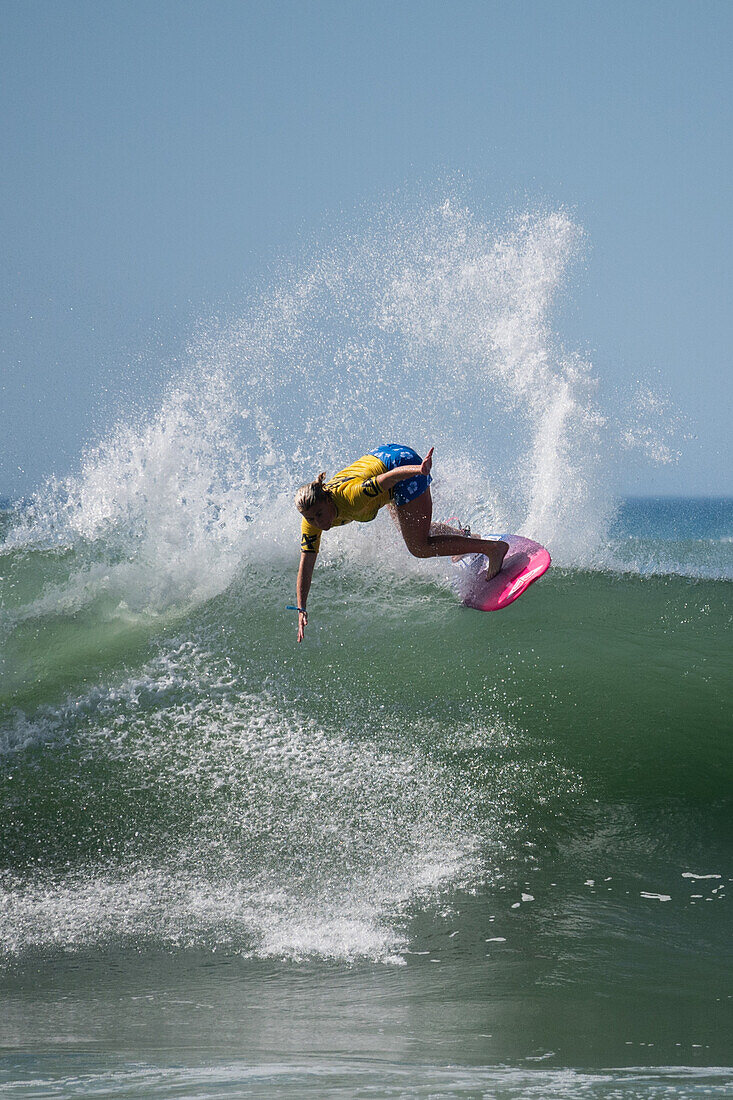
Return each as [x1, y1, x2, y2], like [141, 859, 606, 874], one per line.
[453, 534, 551, 612]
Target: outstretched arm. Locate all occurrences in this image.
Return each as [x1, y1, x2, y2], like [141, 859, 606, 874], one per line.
[376, 446, 433, 492]
[295, 551, 316, 642]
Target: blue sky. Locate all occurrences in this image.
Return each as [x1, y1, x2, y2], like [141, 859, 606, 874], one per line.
[2, 0, 731, 497]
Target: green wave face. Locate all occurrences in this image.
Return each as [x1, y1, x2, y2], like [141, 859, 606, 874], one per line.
[2, 523, 732, 1075]
[2, 531, 731, 960]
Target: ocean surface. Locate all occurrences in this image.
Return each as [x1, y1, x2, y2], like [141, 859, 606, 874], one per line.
[1, 207, 732, 1097]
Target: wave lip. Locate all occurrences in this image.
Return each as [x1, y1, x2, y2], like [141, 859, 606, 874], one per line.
[1, 202, 620, 616]
[4, 202, 722, 622]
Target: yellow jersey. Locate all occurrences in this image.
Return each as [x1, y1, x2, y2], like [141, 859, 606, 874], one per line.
[300, 454, 391, 555]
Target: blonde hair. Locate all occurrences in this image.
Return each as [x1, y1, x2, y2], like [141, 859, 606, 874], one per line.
[295, 472, 330, 514]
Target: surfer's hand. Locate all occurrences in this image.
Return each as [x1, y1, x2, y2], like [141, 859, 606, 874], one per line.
[297, 609, 308, 642]
[420, 447, 434, 477]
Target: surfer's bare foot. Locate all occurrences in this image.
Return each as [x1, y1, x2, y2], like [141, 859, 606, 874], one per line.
[485, 540, 509, 581]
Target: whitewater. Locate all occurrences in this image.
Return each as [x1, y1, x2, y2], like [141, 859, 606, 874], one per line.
[1, 202, 731, 1097]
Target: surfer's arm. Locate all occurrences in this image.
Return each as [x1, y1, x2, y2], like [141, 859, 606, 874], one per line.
[376, 447, 433, 492]
[296, 551, 316, 642]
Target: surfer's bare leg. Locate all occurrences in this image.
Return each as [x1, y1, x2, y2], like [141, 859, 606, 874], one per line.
[426, 520, 479, 562]
[390, 490, 508, 579]
[389, 509, 471, 558]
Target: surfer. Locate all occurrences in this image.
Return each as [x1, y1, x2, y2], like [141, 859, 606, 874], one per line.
[294, 444, 508, 641]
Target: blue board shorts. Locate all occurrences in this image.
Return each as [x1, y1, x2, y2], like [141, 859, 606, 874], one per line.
[368, 443, 432, 506]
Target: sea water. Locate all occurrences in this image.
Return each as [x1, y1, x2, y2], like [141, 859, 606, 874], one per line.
[1, 204, 731, 1098]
